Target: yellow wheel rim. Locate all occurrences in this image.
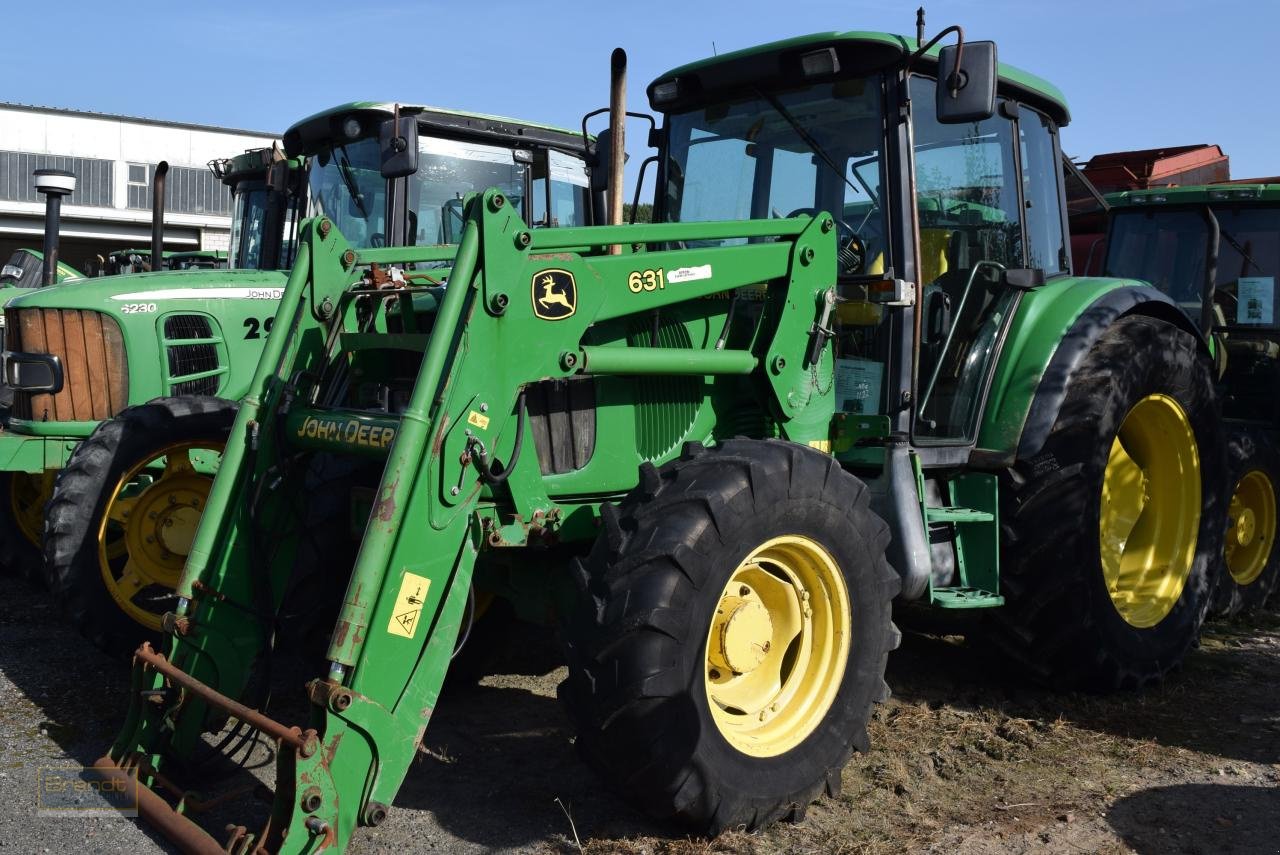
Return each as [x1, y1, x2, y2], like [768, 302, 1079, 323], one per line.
[10, 470, 56, 548]
[1224, 469, 1276, 586]
[703, 535, 850, 757]
[96, 440, 223, 632]
[1099, 394, 1201, 628]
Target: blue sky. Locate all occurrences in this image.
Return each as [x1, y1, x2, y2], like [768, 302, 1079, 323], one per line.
[4, 0, 1273, 185]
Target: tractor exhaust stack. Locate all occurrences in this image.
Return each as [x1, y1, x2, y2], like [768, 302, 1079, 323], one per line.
[608, 48, 627, 236]
[151, 161, 169, 271]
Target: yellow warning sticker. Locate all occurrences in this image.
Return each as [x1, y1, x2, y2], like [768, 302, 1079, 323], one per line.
[467, 410, 490, 430]
[387, 571, 431, 639]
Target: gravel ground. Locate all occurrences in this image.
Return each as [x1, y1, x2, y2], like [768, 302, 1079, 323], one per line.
[1, 567, 1276, 854]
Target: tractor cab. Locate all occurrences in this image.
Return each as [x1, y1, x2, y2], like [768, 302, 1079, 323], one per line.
[96, 248, 164, 276]
[650, 32, 1071, 451]
[210, 146, 306, 271]
[283, 103, 598, 256]
[167, 250, 228, 270]
[1103, 184, 1280, 425]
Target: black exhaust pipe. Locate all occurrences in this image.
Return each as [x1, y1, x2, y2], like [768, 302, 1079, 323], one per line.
[151, 161, 169, 271]
[33, 168, 76, 286]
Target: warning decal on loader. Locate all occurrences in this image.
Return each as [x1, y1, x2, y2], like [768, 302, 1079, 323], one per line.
[387, 571, 431, 639]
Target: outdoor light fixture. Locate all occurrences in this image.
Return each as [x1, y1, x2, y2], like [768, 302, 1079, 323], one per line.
[799, 47, 840, 77]
[33, 168, 76, 287]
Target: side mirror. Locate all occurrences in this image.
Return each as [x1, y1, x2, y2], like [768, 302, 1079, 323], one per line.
[589, 127, 613, 195]
[1002, 267, 1046, 290]
[379, 117, 418, 179]
[266, 160, 290, 193]
[936, 41, 998, 124]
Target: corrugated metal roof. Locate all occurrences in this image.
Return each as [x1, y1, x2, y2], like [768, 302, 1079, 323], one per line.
[0, 101, 278, 139]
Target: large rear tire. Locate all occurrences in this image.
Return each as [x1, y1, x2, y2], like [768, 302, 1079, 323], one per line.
[44, 397, 235, 657]
[560, 439, 900, 833]
[995, 315, 1226, 690]
[1211, 426, 1280, 617]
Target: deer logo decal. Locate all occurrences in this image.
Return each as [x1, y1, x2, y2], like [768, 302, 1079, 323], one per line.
[531, 269, 577, 320]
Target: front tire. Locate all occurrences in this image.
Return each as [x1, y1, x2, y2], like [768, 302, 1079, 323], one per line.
[560, 439, 900, 833]
[44, 397, 235, 657]
[995, 315, 1226, 690]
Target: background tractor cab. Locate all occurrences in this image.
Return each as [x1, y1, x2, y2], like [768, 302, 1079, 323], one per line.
[0, 249, 82, 288]
[209, 146, 305, 271]
[282, 103, 602, 255]
[1102, 183, 1280, 613]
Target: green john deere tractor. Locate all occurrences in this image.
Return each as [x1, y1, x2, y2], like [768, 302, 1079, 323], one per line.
[1102, 183, 1280, 614]
[0, 147, 303, 583]
[38, 104, 598, 657]
[100, 25, 1226, 854]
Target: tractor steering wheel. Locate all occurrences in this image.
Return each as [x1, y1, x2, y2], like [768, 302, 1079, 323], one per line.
[787, 208, 865, 275]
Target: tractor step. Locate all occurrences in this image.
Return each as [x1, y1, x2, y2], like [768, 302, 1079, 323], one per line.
[925, 505, 994, 523]
[930, 586, 1005, 608]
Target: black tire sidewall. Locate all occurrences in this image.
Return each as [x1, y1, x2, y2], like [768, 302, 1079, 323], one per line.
[564, 440, 898, 830]
[671, 493, 890, 799]
[45, 397, 236, 656]
[1002, 316, 1225, 688]
[1213, 426, 1280, 615]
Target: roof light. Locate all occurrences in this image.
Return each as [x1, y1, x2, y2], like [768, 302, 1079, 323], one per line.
[1151, 194, 1168, 203]
[799, 47, 840, 78]
[1209, 190, 1230, 200]
[342, 117, 363, 139]
[651, 79, 681, 105]
[1233, 188, 1261, 199]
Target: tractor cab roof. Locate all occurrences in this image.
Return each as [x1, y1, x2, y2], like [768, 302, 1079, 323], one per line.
[282, 102, 588, 160]
[209, 146, 298, 187]
[648, 31, 1070, 125]
[1106, 184, 1280, 207]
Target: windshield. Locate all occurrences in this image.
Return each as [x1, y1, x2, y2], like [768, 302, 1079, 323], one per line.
[229, 185, 269, 269]
[1106, 205, 1280, 328]
[410, 136, 528, 244]
[307, 132, 539, 249]
[662, 75, 888, 275]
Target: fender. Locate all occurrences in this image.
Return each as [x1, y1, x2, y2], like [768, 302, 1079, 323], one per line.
[976, 277, 1208, 461]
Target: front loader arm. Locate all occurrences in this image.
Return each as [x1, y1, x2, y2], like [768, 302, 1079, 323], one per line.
[104, 189, 841, 854]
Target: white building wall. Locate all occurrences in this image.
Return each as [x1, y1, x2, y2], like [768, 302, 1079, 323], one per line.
[0, 104, 278, 249]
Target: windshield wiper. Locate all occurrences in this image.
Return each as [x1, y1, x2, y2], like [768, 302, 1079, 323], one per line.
[333, 145, 370, 220]
[1219, 228, 1263, 275]
[754, 87, 861, 202]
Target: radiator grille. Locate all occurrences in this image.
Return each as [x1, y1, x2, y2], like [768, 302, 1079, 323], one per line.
[627, 318, 702, 461]
[162, 314, 222, 396]
[6, 308, 128, 421]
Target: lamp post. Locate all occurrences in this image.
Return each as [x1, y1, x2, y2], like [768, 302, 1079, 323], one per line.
[33, 169, 76, 286]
